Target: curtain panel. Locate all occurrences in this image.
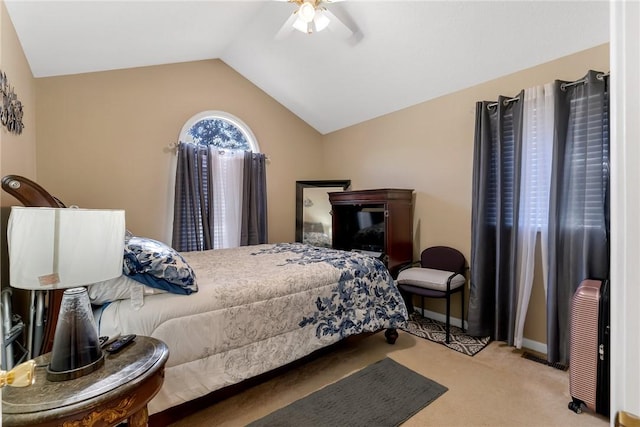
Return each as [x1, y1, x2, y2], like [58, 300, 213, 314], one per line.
[241, 152, 268, 246]
[468, 92, 524, 342]
[546, 70, 610, 364]
[469, 70, 609, 365]
[211, 148, 244, 249]
[513, 83, 555, 349]
[172, 143, 214, 252]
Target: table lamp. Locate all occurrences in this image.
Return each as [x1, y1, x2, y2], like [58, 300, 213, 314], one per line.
[7, 206, 125, 381]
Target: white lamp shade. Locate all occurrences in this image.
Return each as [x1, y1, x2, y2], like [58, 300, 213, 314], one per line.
[7, 207, 125, 290]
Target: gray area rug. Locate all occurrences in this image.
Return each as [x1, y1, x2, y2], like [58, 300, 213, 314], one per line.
[402, 312, 491, 356]
[247, 358, 447, 427]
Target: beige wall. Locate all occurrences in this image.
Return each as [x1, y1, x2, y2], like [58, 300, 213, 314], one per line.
[0, 0, 37, 197]
[322, 43, 610, 346]
[2, 8, 610, 348]
[35, 60, 324, 244]
[0, 0, 37, 292]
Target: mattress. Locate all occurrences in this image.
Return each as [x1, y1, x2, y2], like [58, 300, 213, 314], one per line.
[95, 243, 408, 414]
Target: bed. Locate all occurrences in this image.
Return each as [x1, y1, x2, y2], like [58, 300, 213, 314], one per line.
[92, 241, 408, 415]
[1, 175, 409, 418]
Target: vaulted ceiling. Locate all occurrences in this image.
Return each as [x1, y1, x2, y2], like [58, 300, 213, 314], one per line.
[5, 1, 610, 134]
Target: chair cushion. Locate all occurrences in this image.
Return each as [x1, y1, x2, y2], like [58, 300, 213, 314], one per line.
[397, 267, 465, 292]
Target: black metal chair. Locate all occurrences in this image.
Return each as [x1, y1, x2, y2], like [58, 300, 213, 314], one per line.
[396, 246, 467, 343]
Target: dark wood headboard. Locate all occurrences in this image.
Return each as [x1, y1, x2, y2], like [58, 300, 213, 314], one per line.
[2, 175, 66, 355]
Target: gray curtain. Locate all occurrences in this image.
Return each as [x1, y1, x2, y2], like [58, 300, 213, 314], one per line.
[173, 145, 268, 251]
[546, 70, 610, 364]
[468, 92, 524, 342]
[172, 143, 214, 251]
[241, 151, 268, 245]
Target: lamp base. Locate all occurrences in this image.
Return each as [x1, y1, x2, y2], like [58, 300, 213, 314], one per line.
[46, 352, 104, 382]
[46, 287, 105, 382]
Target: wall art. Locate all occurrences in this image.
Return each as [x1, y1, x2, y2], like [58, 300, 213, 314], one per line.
[1, 70, 24, 135]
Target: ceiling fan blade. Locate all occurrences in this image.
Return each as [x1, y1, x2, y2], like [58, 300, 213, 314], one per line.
[275, 11, 298, 40]
[323, 8, 357, 40]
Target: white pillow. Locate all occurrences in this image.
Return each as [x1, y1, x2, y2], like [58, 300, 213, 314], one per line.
[88, 275, 166, 305]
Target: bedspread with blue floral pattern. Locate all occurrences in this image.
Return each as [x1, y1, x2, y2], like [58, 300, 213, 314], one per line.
[252, 243, 408, 339]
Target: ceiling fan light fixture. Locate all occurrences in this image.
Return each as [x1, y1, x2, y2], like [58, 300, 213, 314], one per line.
[313, 9, 330, 32]
[298, 2, 316, 23]
[292, 1, 331, 34]
[292, 16, 309, 33]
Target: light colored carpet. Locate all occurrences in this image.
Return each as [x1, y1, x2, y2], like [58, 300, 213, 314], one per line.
[169, 331, 609, 427]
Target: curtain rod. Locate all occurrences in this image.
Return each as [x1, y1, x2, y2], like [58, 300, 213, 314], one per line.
[486, 71, 610, 110]
[487, 96, 520, 110]
[166, 141, 271, 162]
[560, 71, 609, 91]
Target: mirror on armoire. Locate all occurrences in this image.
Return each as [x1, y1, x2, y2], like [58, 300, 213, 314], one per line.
[296, 180, 351, 248]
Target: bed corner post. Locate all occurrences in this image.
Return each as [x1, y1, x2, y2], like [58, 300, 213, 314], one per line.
[384, 328, 398, 344]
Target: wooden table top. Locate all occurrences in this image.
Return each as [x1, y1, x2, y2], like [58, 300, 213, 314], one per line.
[2, 336, 169, 421]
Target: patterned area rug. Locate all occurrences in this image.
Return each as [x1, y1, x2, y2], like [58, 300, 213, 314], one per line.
[402, 312, 491, 356]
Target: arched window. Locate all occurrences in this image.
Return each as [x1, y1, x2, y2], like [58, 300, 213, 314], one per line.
[178, 111, 260, 152]
[172, 111, 267, 251]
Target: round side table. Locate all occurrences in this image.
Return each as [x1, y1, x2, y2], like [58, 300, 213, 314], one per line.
[2, 336, 169, 427]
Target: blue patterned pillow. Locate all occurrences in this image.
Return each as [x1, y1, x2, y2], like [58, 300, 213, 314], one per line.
[123, 237, 197, 295]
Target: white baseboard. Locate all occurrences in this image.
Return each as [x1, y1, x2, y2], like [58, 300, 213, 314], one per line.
[414, 306, 548, 355]
[417, 307, 466, 329]
[520, 338, 547, 355]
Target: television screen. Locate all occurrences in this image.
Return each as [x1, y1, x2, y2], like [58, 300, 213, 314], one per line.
[352, 208, 385, 252]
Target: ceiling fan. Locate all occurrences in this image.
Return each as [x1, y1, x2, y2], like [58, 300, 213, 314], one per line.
[276, 0, 356, 39]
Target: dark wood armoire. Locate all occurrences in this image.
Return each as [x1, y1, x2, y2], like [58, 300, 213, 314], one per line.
[329, 188, 413, 277]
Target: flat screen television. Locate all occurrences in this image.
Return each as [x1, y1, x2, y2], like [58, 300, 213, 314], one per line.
[332, 206, 385, 254]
